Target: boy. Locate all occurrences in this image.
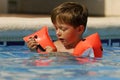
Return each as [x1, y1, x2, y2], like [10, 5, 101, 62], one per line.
[26, 2, 102, 58]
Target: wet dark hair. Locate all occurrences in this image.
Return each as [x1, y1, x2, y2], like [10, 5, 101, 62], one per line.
[51, 2, 88, 30]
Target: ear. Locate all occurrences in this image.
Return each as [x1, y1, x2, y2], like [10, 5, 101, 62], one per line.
[77, 25, 85, 33]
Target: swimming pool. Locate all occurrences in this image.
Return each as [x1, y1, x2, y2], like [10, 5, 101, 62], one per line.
[0, 45, 120, 80]
[0, 16, 120, 80]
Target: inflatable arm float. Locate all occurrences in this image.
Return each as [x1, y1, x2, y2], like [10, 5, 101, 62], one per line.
[73, 33, 103, 58]
[23, 26, 57, 53]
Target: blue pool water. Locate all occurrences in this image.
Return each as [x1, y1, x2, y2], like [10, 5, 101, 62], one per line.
[0, 45, 120, 80]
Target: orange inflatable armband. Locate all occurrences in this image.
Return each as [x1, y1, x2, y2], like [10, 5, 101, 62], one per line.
[23, 26, 57, 53]
[73, 33, 103, 58]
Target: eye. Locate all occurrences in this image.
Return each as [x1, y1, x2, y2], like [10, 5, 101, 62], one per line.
[61, 27, 67, 31]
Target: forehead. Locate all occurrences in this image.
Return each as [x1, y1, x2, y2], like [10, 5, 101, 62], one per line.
[54, 23, 73, 28]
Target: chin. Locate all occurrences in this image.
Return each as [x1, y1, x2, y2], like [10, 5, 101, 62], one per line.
[64, 45, 72, 49]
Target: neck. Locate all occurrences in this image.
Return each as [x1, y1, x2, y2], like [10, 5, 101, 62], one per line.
[65, 38, 82, 49]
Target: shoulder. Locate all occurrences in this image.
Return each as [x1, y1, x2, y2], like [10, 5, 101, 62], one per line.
[54, 40, 64, 49]
[54, 40, 60, 45]
[53, 40, 74, 53]
[53, 40, 62, 52]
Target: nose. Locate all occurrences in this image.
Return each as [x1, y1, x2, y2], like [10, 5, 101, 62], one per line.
[56, 29, 62, 37]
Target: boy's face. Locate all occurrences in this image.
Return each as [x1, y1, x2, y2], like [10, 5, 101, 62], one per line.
[54, 23, 84, 49]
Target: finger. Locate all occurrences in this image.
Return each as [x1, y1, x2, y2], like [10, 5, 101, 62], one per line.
[27, 37, 35, 43]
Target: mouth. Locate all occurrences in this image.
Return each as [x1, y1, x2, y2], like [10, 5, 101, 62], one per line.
[59, 38, 64, 41]
[59, 38, 64, 42]
[58, 38, 68, 46]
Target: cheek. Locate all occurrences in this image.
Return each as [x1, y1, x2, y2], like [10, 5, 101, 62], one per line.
[64, 31, 78, 41]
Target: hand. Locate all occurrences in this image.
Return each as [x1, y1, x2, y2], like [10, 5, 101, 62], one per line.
[26, 37, 39, 51]
[26, 37, 57, 52]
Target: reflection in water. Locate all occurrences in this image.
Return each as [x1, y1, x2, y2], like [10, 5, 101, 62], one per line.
[0, 46, 120, 80]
